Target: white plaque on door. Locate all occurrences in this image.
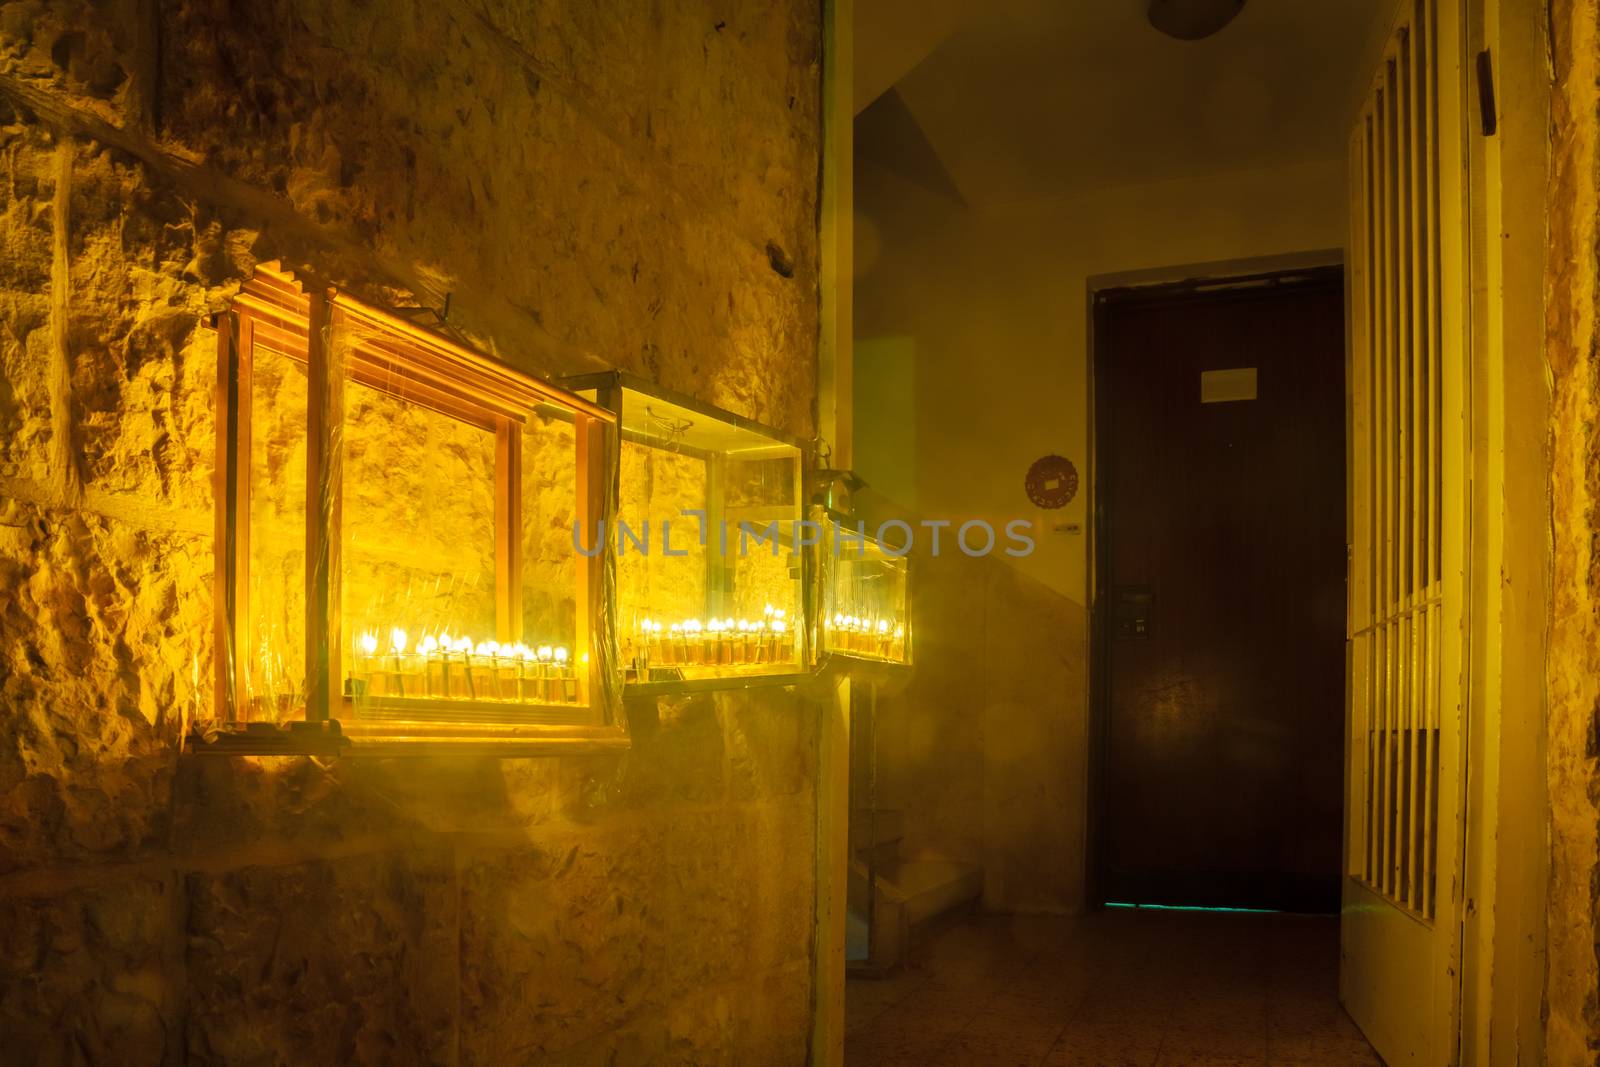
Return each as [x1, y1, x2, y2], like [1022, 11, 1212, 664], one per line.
[1201, 367, 1258, 403]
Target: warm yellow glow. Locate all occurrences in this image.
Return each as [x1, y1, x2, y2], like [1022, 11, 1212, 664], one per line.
[348, 627, 581, 705]
[823, 609, 906, 661]
[627, 611, 796, 669]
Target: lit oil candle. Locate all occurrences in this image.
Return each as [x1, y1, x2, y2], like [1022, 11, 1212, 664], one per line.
[355, 631, 379, 696]
[536, 644, 554, 702]
[555, 645, 575, 702]
[510, 643, 532, 702]
[648, 620, 664, 668]
[416, 634, 439, 696]
[388, 628, 409, 697]
[473, 640, 503, 700]
[447, 636, 473, 698]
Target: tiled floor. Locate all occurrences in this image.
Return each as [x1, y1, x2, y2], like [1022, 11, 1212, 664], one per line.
[845, 910, 1382, 1067]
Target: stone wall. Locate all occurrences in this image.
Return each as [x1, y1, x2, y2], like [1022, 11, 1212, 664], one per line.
[1545, 0, 1600, 1061]
[0, 1, 822, 1064]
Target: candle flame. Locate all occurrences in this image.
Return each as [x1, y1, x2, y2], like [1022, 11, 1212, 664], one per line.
[390, 628, 408, 654]
[359, 631, 379, 655]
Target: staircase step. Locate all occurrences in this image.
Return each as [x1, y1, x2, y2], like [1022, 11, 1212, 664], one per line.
[848, 808, 905, 848]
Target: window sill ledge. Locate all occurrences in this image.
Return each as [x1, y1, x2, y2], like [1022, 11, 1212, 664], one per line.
[186, 721, 629, 758]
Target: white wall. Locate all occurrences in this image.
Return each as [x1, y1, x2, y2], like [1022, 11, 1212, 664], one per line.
[856, 156, 1347, 605]
[853, 154, 1347, 911]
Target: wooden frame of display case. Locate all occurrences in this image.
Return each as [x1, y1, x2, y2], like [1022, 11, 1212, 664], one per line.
[201, 264, 625, 756]
[560, 370, 818, 697]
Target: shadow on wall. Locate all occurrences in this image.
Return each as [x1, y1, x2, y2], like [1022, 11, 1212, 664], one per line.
[858, 496, 1089, 916]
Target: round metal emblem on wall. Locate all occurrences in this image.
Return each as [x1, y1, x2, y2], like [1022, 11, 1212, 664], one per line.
[1025, 455, 1078, 509]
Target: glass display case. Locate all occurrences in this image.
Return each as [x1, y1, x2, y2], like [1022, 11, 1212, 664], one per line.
[821, 524, 911, 666]
[810, 470, 912, 668]
[206, 265, 623, 755]
[561, 371, 811, 690]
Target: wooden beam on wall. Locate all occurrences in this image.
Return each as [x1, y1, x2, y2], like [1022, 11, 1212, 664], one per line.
[813, 0, 853, 1063]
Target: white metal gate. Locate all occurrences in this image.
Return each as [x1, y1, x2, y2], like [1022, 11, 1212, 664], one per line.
[1343, 0, 1467, 1061]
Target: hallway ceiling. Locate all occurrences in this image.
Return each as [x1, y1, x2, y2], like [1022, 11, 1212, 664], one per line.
[855, 0, 1387, 206]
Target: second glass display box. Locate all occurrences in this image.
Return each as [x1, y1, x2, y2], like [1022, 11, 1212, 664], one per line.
[820, 525, 911, 665]
[562, 372, 811, 689]
[809, 471, 912, 668]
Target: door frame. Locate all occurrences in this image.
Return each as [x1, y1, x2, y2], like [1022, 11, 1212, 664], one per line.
[1085, 259, 1347, 910]
[1457, 0, 1550, 1061]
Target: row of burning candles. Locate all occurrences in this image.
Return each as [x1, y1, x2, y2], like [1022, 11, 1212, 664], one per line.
[350, 629, 581, 704]
[826, 613, 907, 661]
[626, 605, 794, 669]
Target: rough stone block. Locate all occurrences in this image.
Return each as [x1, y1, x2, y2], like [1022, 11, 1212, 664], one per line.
[612, 692, 728, 809]
[460, 833, 671, 1063]
[184, 851, 457, 1066]
[725, 961, 813, 1066]
[0, 118, 62, 487]
[722, 688, 813, 802]
[0, 499, 206, 872]
[65, 142, 220, 513]
[0, 876, 178, 1067]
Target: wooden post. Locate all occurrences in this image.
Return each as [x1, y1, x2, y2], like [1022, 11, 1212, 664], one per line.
[814, 0, 853, 1060]
[304, 291, 342, 722]
[574, 411, 609, 718]
[705, 452, 728, 618]
[213, 312, 252, 722]
[496, 419, 524, 645]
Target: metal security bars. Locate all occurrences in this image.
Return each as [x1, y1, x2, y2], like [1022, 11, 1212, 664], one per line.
[1349, 0, 1442, 920]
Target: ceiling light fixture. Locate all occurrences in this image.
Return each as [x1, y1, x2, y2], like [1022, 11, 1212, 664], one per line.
[1147, 0, 1246, 41]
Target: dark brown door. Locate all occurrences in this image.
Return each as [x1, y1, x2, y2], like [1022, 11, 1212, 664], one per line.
[1093, 269, 1346, 913]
